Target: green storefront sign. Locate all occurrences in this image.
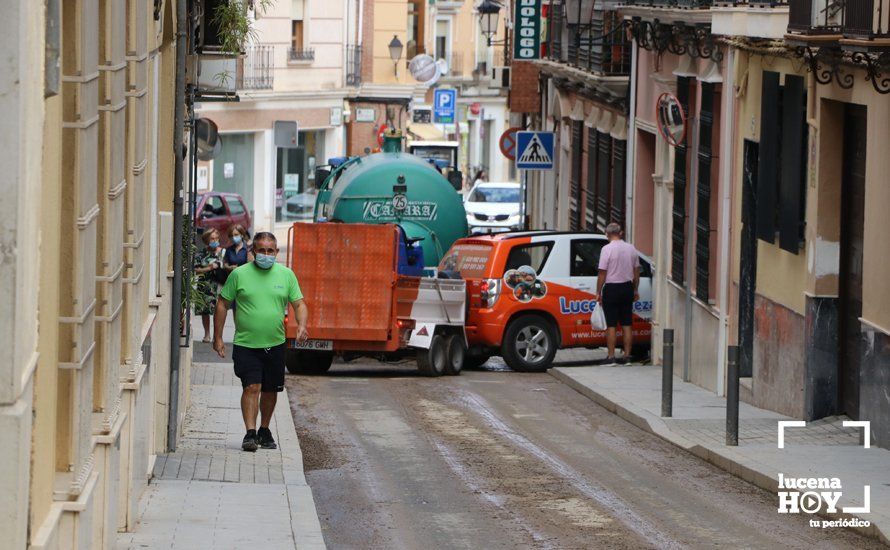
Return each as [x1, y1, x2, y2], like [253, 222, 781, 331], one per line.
[513, 0, 541, 61]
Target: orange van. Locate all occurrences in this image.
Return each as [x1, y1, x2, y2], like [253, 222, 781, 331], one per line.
[439, 231, 654, 372]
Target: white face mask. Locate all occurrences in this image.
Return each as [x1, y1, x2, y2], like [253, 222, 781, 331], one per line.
[255, 253, 276, 269]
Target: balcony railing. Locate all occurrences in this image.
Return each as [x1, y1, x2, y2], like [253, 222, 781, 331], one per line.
[236, 45, 274, 90]
[345, 44, 362, 86]
[788, 0, 845, 32]
[288, 47, 315, 62]
[548, 10, 630, 76]
[844, 0, 890, 37]
[550, 4, 564, 60]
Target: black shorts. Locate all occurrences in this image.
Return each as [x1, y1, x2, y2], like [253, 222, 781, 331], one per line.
[601, 281, 634, 328]
[232, 343, 286, 392]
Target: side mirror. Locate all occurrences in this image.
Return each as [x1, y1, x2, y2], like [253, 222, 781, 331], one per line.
[314, 168, 331, 189]
[447, 170, 462, 191]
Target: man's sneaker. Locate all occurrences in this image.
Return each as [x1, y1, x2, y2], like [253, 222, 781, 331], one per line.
[242, 429, 258, 452]
[616, 357, 628, 365]
[257, 427, 277, 449]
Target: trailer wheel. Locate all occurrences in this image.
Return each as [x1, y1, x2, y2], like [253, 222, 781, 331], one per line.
[286, 350, 334, 375]
[443, 334, 466, 376]
[416, 335, 446, 377]
[501, 315, 557, 372]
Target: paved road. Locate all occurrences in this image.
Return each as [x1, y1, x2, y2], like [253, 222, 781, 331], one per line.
[286, 359, 882, 549]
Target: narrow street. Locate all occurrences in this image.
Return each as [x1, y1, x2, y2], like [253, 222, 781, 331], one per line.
[287, 360, 880, 550]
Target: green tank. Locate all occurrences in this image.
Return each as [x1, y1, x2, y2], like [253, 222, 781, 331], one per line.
[314, 134, 468, 267]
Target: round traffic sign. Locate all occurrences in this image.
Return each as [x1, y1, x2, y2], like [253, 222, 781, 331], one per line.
[499, 127, 522, 161]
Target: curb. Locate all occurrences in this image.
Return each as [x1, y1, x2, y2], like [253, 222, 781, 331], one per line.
[549, 367, 889, 545]
[277, 388, 327, 549]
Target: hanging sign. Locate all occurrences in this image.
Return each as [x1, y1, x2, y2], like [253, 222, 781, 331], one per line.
[513, 0, 542, 61]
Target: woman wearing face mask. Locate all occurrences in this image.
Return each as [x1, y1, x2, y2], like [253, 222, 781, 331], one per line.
[195, 229, 224, 342]
[223, 224, 252, 312]
[224, 224, 252, 273]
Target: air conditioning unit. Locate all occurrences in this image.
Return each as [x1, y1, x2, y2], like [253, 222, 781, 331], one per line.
[490, 67, 510, 89]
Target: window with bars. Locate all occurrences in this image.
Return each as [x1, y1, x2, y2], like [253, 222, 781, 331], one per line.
[671, 76, 692, 285]
[756, 71, 807, 253]
[570, 121, 584, 231]
[611, 138, 627, 228]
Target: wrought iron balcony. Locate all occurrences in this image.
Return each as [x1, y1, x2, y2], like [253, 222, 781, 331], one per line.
[288, 47, 315, 62]
[547, 10, 630, 76]
[345, 45, 362, 86]
[236, 45, 274, 90]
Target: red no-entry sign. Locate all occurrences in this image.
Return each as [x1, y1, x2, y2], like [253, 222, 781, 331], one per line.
[499, 127, 522, 161]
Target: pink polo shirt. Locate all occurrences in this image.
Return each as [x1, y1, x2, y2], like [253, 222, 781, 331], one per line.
[598, 239, 640, 284]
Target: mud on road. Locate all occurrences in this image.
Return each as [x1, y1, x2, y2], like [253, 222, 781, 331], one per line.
[287, 360, 882, 550]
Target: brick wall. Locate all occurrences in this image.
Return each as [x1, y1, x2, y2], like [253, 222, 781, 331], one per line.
[509, 61, 541, 114]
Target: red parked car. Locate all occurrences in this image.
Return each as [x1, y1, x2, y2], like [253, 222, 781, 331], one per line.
[195, 192, 252, 247]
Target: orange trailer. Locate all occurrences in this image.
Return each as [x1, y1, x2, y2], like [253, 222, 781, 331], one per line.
[285, 223, 467, 376]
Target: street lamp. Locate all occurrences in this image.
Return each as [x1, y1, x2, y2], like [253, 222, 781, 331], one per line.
[388, 35, 403, 76]
[477, 0, 502, 47]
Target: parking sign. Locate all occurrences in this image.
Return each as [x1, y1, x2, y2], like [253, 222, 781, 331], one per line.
[433, 89, 457, 124]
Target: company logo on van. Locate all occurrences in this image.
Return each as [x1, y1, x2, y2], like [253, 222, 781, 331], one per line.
[558, 297, 653, 315]
[559, 297, 598, 315]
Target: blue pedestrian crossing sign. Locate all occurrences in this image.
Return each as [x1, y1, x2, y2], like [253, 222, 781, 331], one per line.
[433, 89, 457, 124]
[515, 131, 555, 170]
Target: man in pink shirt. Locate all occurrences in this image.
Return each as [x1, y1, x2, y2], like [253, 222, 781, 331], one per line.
[595, 223, 640, 363]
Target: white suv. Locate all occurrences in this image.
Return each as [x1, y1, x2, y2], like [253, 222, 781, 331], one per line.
[464, 182, 522, 234]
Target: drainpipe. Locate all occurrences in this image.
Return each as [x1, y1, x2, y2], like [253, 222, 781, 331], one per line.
[625, 41, 638, 242]
[716, 48, 736, 397]
[167, 0, 188, 452]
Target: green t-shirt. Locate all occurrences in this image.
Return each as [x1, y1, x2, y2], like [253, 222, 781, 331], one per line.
[219, 262, 303, 348]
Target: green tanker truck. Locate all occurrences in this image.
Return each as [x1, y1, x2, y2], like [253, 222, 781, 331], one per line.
[313, 130, 469, 267]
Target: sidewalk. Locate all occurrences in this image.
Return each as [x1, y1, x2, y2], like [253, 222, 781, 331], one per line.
[116, 354, 325, 549]
[550, 364, 890, 544]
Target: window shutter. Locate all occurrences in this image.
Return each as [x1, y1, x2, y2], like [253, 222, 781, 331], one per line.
[570, 120, 584, 231]
[757, 71, 780, 243]
[779, 74, 806, 253]
[611, 139, 627, 228]
[586, 129, 598, 230]
[596, 131, 612, 230]
[695, 82, 715, 301]
[671, 76, 691, 285]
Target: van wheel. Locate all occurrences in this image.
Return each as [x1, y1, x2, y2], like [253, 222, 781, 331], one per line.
[443, 334, 466, 376]
[501, 315, 557, 372]
[286, 350, 334, 375]
[417, 335, 446, 376]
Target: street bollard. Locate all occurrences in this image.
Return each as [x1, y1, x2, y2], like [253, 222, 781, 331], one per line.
[662, 329, 674, 418]
[726, 345, 740, 446]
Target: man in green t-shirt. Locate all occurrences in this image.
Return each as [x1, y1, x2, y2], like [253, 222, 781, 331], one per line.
[213, 232, 309, 452]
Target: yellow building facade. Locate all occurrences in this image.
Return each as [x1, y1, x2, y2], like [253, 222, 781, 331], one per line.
[2, 1, 188, 548]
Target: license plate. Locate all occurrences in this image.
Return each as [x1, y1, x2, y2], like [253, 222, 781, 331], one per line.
[291, 339, 333, 351]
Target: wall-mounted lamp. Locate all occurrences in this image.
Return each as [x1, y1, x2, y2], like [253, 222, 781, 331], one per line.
[388, 35, 403, 76]
[477, 0, 505, 47]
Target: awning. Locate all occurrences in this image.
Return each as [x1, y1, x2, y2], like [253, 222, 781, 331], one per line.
[596, 110, 613, 133]
[610, 115, 628, 140]
[569, 100, 585, 122]
[585, 106, 601, 128]
[407, 123, 446, 141]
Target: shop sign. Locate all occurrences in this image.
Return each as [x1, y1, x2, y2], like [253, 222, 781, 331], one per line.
[513, 0, 542, 61]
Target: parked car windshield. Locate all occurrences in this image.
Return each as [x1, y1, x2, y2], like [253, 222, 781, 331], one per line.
[468, 187, 520, 203]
